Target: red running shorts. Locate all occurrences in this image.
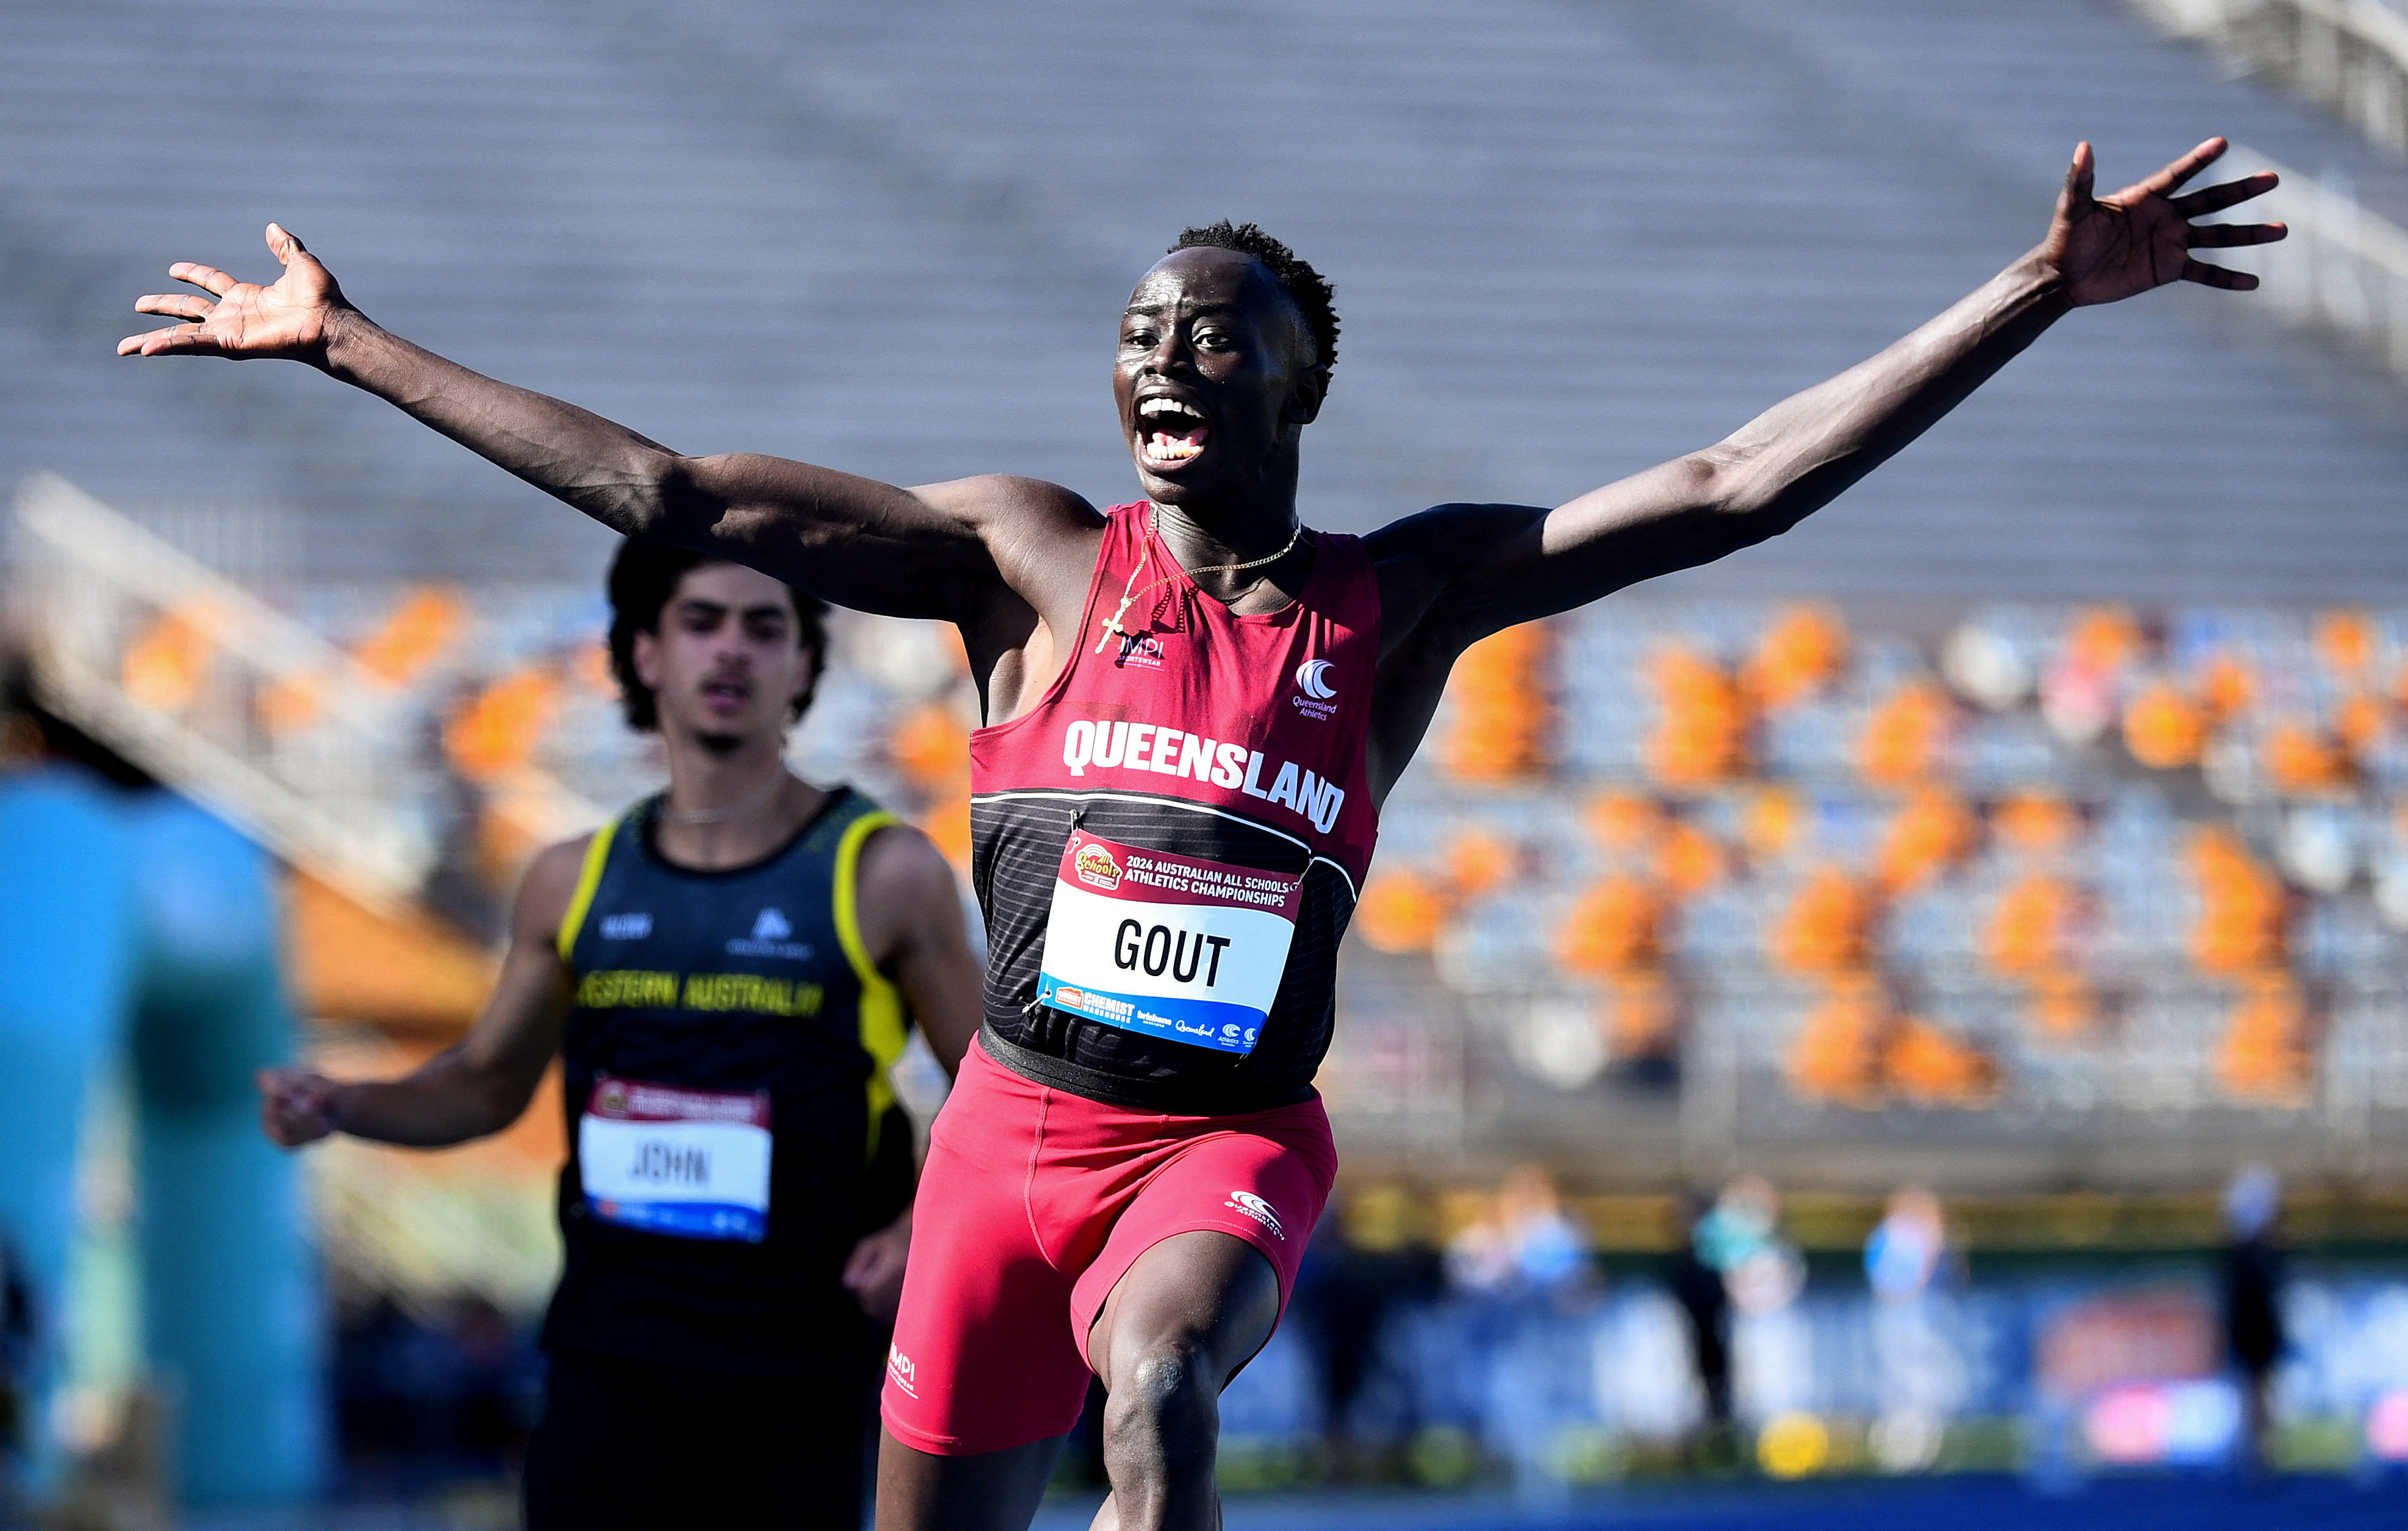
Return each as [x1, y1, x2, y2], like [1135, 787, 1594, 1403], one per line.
[879, 1037, 1338, 1457]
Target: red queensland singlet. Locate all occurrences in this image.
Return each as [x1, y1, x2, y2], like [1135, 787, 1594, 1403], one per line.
[970, 503, 1381, 1113]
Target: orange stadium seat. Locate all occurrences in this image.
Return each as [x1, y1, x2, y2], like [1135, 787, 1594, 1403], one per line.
[2122, 680, 2206, 769]
[2187, 827, 2288, 974]
[1857, 680, 1950, 787]
[1357, 869, 1449, 955]
[1746, 603, 1848, 711]
[1876, 786, 1974, 894]
[1769, 866, 1871, 974]
[1556, 874, 1660, 976]
[354, 585, 465, 689]
[1644, 647, 1750, 787]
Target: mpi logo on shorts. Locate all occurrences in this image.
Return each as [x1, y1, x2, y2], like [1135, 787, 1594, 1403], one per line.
[886, 1343, 918, 1397]
[1074, 842, 1124, 890]
[1225, 1190, 1285, 1240]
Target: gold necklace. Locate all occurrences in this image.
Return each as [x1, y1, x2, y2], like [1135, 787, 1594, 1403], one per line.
[1093, 506, 1304, 655]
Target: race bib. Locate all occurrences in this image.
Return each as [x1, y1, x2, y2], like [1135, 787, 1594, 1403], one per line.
[579, 1076, 771, 1243]
[1034, 829, 1304, 1056]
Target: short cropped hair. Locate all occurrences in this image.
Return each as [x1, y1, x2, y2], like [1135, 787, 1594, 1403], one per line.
[1169, 221, 1339, 374]
[606, 540, 829, 732]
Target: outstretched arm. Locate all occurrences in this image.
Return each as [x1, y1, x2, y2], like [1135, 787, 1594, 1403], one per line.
[120, 226, 1084, 624]
[256, 839, 581, 1149]
[1380, 138, 2287, 647]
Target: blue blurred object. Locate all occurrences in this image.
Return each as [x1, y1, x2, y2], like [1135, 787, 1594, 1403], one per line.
[0, 779, 323, 1508]
[122, 798, 324, 1504]
[0, 771, 137, 1497]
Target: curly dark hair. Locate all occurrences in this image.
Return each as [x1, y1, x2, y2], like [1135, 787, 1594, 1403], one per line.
[606, 540, 828, 732]
[1169, 221, 1339, 373]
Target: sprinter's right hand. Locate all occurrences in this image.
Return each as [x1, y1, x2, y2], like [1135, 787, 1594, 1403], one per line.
[120, 224, 352, 363]
[257, 1066, 346, 1147]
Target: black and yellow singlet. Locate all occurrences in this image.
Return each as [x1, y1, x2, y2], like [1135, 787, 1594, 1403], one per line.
[541, 785, 916, 1380]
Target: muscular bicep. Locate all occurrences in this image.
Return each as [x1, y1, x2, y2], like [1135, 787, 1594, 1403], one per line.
[663, 455, 994, 620]
[1370, 460, 1743, 651]
[668, 460, 1098, 633]
[852, 826, 983, 1078]
[1361, 477, 1740, 799]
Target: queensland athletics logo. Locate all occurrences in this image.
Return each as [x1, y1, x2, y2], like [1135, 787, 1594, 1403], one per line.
[1225, 1190, 1285, 1240]
[1292, 658, 1338, 721]
[1074, 843, 1124, 890]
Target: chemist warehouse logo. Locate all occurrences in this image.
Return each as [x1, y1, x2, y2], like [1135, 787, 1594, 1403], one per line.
[1059, 720, 1345, 834]
[1291, 659, 1338, 721]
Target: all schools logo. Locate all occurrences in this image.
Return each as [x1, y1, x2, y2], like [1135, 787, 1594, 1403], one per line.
[599, 911, 652, 940]
[886, 1344, 918, 1397]
[1291, 658, 1338, 721]
[1074, 843, 1124, 890]
[726, 906, 814, 960]
[1225, 1190, 1285, 1240]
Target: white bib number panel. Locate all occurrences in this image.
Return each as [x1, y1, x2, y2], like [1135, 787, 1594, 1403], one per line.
[1034, 829, 1304, 1057]
[579, 1075, 772, 1243]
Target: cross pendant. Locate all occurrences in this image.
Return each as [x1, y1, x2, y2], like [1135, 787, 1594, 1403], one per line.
[1095, 592, 1138, 654]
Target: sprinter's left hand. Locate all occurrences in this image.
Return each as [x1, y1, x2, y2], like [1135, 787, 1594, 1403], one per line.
[843, 1209, 912, 1320]
[2042, 137, 2285, 305]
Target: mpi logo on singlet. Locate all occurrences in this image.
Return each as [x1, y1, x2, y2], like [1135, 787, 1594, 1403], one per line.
[1073, 843, 1124, 890]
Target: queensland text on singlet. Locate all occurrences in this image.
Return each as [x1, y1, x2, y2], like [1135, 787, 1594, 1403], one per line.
[969, 505, 1381, 1113]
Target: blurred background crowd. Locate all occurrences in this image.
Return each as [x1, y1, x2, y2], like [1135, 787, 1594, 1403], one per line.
[8, 0, 2408, 1524]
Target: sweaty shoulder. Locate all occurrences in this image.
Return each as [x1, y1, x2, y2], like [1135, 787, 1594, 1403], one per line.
[1363, 502, 1548, 659]
[912, 476, 1104, 596]
[910, 476, 1112, 720]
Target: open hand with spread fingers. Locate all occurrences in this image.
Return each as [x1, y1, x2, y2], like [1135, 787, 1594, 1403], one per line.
[118, 223, 353, 363]
[2043, 137, 2287, 307]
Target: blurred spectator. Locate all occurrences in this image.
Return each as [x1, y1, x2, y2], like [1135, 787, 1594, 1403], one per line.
[1699, 1176, 1802, 1318]
[1865, 1187, 1946, 1302]
[2220, 1165, 2286, 1469]
[1865, 1187, 1962, 1471]
[1667, 1191, 1734, 1432]
[1701, 1177, 1810, 1427]
[1445, 1166, 1591, 1303]
[1290, 1193, 1442, 1477]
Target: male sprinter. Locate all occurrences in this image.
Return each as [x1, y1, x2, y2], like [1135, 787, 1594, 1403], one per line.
[132, 138, 2281, 1530]
[256, 540, 982, 1529]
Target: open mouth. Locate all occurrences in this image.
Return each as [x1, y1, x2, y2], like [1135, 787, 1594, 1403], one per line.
[1136, 396, 1210, 468]
[702, 676, 752, 707]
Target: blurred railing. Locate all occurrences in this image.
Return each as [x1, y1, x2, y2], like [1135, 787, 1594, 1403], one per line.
[2213, 144, 2408, 378]
[2142, 0, 2408, 155]
[9, 473, 600, 913]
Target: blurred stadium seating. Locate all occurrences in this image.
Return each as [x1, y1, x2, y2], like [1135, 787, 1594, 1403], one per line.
[23, 467, 2408, 1196]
